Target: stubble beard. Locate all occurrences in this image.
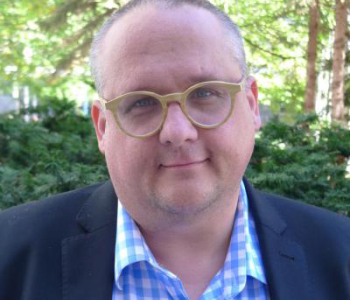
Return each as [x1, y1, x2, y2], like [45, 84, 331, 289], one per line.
[146, 183, 228, 225]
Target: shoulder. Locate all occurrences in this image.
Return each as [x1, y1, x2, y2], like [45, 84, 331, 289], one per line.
[246, 182, 350, 298]
[244, 178, 350, 246]
[249, 185, 350, 255]
[0, 182, 113, 299]
[259, 189, 350, 235]
[0, 182, 105, 243]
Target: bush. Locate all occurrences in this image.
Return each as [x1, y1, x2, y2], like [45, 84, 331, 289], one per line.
[0, 101, 349, 216]
[246, 114, 350, 216]
[0, 98, 108, 209]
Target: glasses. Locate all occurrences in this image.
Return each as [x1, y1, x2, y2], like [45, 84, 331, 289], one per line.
[99, 79, 245, 138]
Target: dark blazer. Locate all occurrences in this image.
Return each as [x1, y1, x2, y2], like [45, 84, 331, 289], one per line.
[0, 180, 349, 300]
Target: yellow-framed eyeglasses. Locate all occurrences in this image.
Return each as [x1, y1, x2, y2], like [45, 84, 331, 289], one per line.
[99, 79, 245, 139]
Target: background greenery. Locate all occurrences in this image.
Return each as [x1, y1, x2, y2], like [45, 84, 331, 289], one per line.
[247, 115, 350, 215]
[0, 0, 349, 215]
[1, 100, 349, 216]
[1, 0, 349, 121]
[0, 99, 108, 209]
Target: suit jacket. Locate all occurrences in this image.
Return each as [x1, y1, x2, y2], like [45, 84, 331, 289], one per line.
[0, 179, 349, 300]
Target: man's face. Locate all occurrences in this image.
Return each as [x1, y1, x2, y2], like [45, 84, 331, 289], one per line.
[92, 4, 260, 226]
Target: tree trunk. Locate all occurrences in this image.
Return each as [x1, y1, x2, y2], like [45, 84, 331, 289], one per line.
[331, 0, 349, 124]
[304, 0, 320, 113]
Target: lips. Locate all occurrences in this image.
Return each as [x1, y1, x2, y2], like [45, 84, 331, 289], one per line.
[161, 158, 208, 168]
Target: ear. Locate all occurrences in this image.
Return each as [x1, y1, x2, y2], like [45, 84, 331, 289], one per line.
[245, 76, 261, 132]
[91, 100, 107, 154]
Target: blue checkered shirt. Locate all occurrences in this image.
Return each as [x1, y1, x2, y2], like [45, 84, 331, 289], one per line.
[112, 181, 270, 300]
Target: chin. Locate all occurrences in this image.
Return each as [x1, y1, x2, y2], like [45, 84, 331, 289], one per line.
[151, 184, 223, 217]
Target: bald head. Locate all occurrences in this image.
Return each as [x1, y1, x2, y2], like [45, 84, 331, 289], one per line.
[90, 0, 247, 96]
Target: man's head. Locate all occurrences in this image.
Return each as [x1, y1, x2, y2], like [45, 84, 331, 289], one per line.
[91, 0, 260, 229]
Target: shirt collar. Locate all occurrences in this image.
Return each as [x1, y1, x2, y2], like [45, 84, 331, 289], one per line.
[241, 181, 267, 284]
[114, 181, 267, 292]
[208, 181, 267, 298]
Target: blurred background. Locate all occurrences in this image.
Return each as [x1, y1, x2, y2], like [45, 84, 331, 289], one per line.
[0, 0, 349, 215]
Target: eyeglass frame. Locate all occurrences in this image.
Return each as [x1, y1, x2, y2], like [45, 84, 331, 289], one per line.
[99, 79, 246, 139]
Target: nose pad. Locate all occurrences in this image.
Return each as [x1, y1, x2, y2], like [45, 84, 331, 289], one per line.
[159, 103, 198, 146]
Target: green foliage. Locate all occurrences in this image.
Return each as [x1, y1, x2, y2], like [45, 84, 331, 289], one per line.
[0, 0, 115, 99]
[1, 0, 348, 118]
[0, 101, 349, 216]
[0, 98, 108, 209]
[214, 0, 310, 115]
[247, 114, 350, 216]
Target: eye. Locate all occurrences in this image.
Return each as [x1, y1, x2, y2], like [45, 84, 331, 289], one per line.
[193, 88, 213, 98]
[133, 98, 157, 108]
[122, 96, 159, 115]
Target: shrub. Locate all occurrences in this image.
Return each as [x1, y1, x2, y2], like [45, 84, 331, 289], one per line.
[0, 98, 108, 209]
[0, 101, 349, 216]
[246, 114, 350, 216]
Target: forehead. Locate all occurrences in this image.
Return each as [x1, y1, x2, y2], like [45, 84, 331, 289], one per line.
[101, 4, 240, 98]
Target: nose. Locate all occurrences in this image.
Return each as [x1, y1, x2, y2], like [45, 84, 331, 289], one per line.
[159, 102, 198, 146]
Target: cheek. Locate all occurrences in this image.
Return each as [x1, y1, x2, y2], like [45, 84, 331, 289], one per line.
[230, 99, 257, 144]
[103, 116, 136, 173]
[104, 123, 155, 187]
[208, 106, 256, 172]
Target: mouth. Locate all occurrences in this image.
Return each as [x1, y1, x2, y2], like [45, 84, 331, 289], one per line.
[161, 158, 209, 169]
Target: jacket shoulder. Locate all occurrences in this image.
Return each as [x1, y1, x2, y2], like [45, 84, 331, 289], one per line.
[0, 182, 110, 300]
[247, 184, 350, 299]
[257, 190, 350, 237]
[0, 183, 105, 246]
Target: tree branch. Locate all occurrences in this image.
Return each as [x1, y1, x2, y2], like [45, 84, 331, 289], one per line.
[244, 37, 298, 60]
[40, 0, 98, 31]
[62, 9, 114, 46]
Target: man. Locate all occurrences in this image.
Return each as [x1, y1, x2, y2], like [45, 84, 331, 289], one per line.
[0, 0, 349, 300]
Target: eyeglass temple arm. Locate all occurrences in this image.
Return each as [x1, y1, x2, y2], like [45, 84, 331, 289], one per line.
[98, 98, 107, 110]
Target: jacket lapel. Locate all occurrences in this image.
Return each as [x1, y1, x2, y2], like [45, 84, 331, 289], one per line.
[244, 179, 310, 300]
[62, 181, 117, 300]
